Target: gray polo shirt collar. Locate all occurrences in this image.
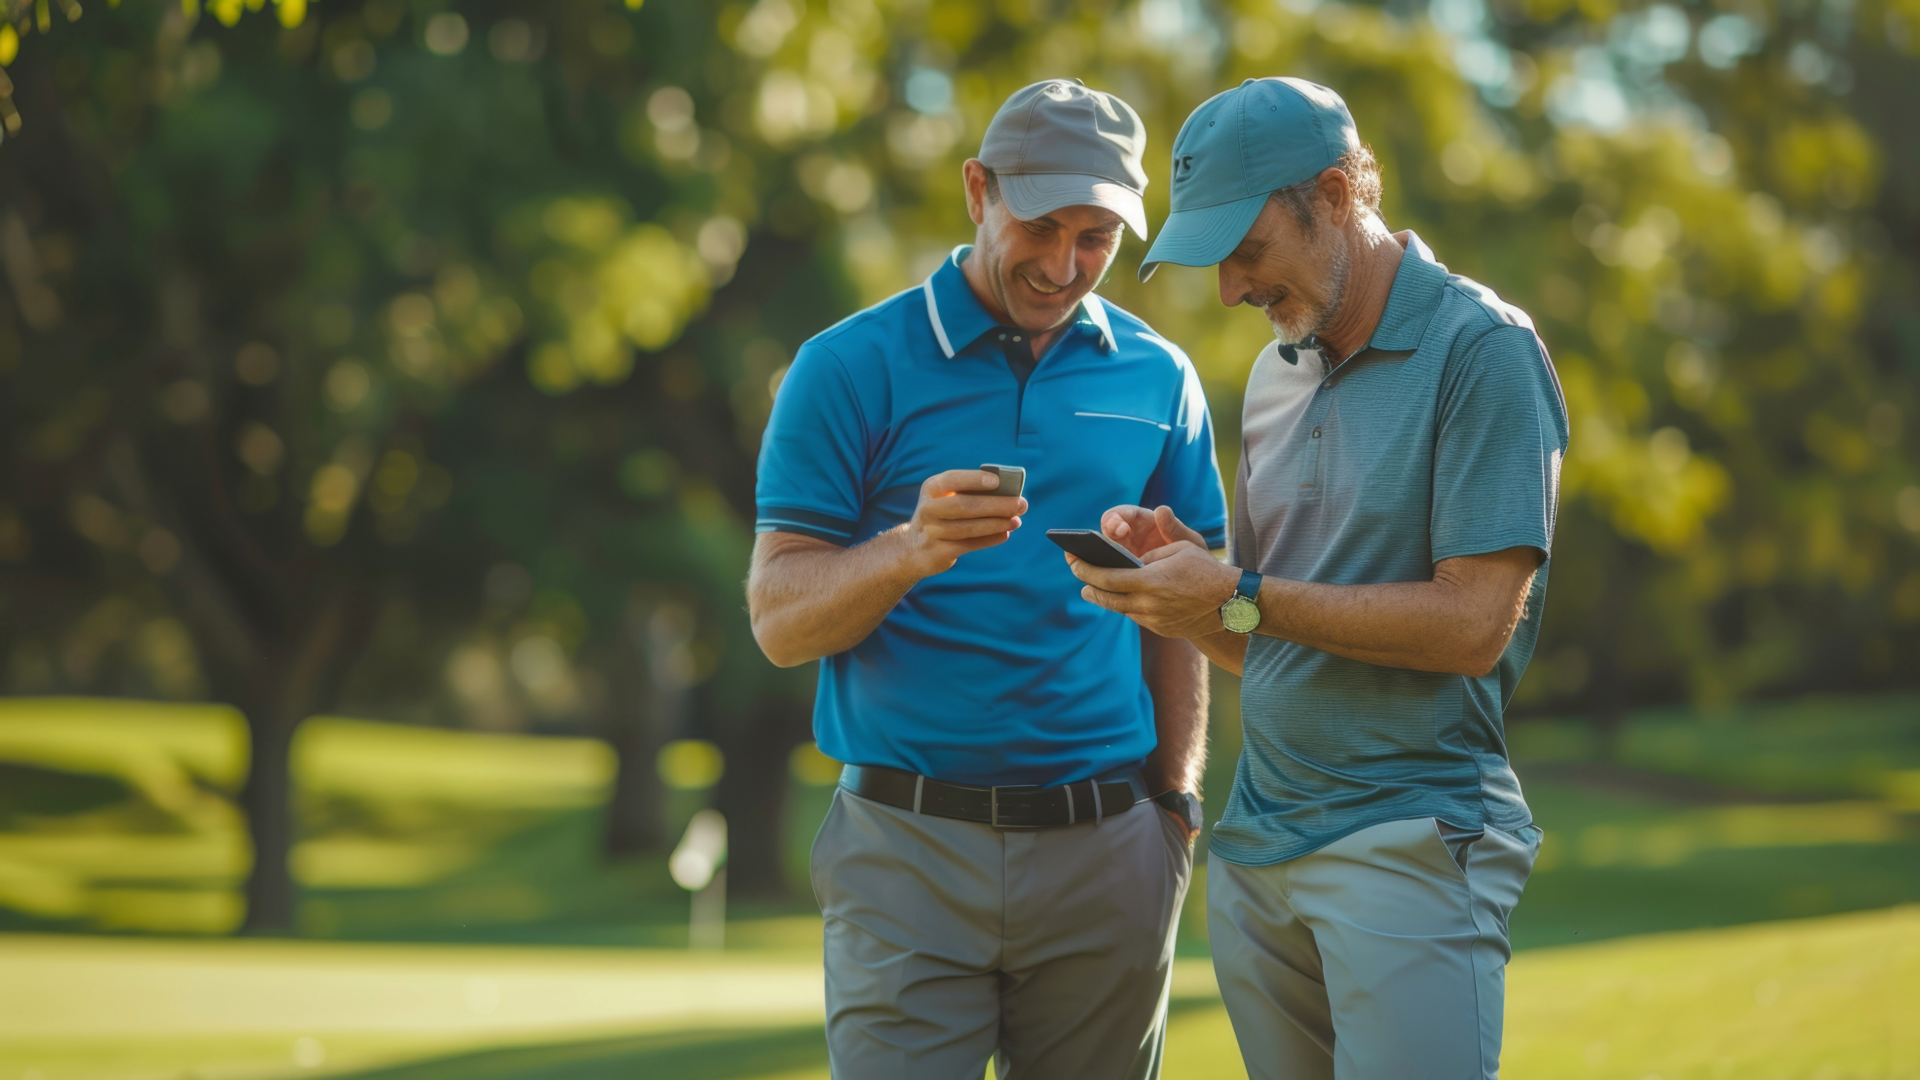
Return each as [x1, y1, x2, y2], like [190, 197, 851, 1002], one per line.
[1364, 231, 1448, 353]
[921, 245, 1118, 359]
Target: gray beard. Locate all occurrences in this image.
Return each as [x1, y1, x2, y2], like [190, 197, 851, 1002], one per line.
[1267, 239, 1351, 348]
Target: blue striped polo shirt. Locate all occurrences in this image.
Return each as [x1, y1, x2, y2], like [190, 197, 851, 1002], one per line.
[1214, 232, 1569, 865]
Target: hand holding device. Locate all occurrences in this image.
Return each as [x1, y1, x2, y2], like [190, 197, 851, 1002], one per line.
[904, 468, 1028, 578]
[1064, 505, 1245, 641]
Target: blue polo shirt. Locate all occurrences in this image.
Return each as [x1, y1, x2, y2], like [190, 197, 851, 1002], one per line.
[756, 246, 1229, 787]
[1213, 232, 1569, 866]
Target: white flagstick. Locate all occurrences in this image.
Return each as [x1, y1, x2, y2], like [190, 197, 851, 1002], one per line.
[669, 809, 728, 950]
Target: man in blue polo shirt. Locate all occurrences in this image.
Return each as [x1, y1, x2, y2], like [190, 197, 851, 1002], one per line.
[1069, 80, 1568, 1079]
[747, 80, 1228, 1079]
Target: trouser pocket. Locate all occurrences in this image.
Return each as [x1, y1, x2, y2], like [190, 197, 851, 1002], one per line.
[808, 788, 846, 912]
[1432, 819, 1485, 874]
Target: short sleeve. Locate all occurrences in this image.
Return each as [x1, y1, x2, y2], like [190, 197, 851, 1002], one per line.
[755, 341, 868, 545]
[1140, 365, 1230, 550]
[1430, 325, 1569, 563]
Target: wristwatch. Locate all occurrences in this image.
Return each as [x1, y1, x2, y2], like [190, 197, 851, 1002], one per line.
[1154, 790, 1204, 835]
[1220, 569, 1263, 634]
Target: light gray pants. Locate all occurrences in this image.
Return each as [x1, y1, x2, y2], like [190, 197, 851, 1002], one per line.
[810, 786, 1194, 1080]
[1208, 817, 1539, 1080]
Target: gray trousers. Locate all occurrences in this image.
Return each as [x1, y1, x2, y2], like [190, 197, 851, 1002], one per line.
[810, 786, 1194, 1080]
[1208, 817, 1540, 1080]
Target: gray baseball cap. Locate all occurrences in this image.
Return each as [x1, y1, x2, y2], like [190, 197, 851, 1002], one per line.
[978, 79, 1150, 240]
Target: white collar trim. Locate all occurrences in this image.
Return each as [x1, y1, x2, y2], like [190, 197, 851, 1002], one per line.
[922, 245, 1118, 358]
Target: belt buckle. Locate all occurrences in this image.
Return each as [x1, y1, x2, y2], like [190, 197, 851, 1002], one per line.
[988, 785, 1041, 830]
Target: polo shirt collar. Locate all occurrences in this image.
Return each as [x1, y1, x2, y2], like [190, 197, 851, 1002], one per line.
[1366, 231, 1449, 353]
[922, 244, 1118, 358]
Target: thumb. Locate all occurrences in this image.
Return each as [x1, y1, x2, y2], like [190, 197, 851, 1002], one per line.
[1154, 504, 1205, 546]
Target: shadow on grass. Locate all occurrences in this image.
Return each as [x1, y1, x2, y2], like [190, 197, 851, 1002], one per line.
[332, 998, 1225, 1080]
[332, 1025, 829, 1080]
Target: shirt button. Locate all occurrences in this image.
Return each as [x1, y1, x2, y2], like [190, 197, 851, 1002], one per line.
[1312, 427, 1321, 438]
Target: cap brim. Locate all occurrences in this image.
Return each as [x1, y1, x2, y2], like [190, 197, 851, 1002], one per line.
[998, 172, 1149, 241]
[1137, 193, 1268, 282]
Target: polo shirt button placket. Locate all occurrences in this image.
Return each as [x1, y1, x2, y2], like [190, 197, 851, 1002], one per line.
[994, 327, 1040, 444]
[1300, 399, 1328, 500]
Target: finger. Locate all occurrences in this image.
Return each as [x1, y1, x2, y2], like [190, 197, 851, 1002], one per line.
[1067, 559, 1146, 592]
[1154, 505, 1207, 547]
[948, 531, 1012, 554]
[924, 516, 1022, 541]
[924, 469, 1001, 498]
[923, 494, 1028, 519]
[1101, 504, 1153, 539]
[1139, 540, 1201, 565]
[1079, 586, 1142, 613]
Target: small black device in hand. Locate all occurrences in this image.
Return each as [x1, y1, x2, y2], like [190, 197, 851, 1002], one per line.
[1046, 529, 1145, 569]
[981, 464, 1026, 498]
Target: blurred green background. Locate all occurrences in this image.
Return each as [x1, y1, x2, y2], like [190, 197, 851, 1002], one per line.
[0, 0, 1917, 1075]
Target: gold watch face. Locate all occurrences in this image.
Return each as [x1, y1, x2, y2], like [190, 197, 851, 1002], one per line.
[1220, 595, 1260, 634]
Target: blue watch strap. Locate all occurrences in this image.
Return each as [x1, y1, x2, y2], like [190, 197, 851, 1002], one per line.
[1236, 569, 1263, 601]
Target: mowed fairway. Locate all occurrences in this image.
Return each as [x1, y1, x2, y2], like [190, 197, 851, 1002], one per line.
[5, 697, 1919, 1078]
[4, 906, 1915, 1080]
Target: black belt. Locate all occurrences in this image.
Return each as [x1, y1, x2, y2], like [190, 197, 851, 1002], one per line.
[840, 764, 1144, 829]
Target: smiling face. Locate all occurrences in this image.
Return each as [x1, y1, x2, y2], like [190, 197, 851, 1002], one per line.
[963, 160, 1125, 334]
[1218, 189, 1353, 347]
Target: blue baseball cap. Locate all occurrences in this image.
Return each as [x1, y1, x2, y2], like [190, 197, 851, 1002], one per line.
[1139, 78, 1360, 281]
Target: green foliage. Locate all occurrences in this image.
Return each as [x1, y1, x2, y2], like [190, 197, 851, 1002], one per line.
[0, 0, 1917, 926]
[779, 0, 1920, 710]
[0, 0, 822, 736]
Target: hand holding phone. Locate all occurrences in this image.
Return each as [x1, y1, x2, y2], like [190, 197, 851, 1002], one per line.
[902, 467, 1028, 578]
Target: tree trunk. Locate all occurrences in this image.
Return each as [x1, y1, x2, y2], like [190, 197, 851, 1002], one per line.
[604, 703, 669, 855]
[603, 661, 668, 854]
[1586, 540, 1637, 757]
[239, 703, 300, 934]
[605, 602, 689, 855]
[227, 590, 369, 935]
[712, 695, 809, 901]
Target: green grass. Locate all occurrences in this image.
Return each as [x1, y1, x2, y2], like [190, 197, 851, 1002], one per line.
[3, 909, 1914, 1079]
[2, 693, 1919, 1077]
[3, 692, 1916, 945]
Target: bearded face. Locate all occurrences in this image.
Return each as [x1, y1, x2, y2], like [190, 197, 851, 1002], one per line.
[1218, 190, 1355, 349]
[1249, 227, 1351, 347]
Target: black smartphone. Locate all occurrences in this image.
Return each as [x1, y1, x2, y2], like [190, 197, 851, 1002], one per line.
[981, 464, 1025, 497]
[1046, 529, 1144, 569]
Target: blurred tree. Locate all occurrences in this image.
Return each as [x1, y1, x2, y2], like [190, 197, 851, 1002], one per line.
[0, 0, 830, 929]
[2, 0, 1917, 935]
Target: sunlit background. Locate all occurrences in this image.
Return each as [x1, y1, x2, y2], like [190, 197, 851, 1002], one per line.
[0, 0, 1915, 1076]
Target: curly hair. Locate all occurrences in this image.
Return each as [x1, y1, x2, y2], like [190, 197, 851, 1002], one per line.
[1268, 143, 1384, 233]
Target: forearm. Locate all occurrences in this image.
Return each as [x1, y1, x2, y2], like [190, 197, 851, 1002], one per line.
[1139, 631, 1209, 794]
[1074, 514, 1537, 681]
[1189, 626, 1248, 677]
[748, 530, 923, 667]
[1252, 565, 1533, 677]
